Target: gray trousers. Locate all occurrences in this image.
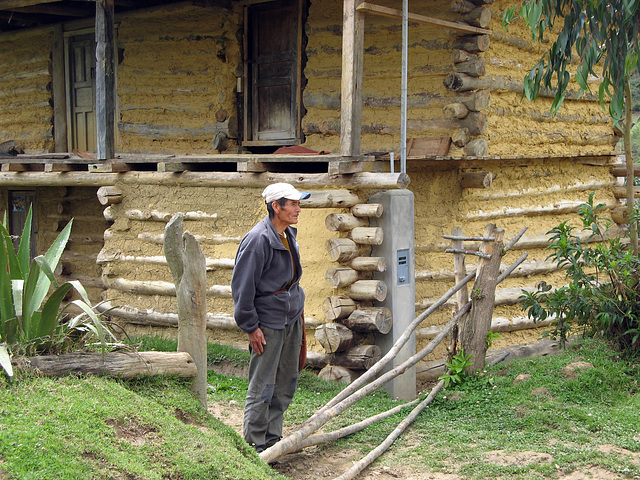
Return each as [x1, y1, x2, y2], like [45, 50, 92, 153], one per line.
[243, 317, 302, 451]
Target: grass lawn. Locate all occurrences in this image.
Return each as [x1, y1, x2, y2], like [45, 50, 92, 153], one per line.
[1, 336, 639, 479]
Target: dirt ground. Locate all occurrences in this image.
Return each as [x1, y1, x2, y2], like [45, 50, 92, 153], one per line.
[207, 363, 639, 480]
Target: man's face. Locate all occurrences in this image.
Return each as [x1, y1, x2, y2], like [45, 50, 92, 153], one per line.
[274, 199, 301, 226]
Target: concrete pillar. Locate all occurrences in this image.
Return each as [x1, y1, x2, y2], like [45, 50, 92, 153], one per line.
[370, 189, 416, 400]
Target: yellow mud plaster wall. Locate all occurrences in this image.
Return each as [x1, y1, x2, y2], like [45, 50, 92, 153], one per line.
[484, 0, 615, 156]
[98, 182, 343, 347]
[303, 0, 459, 154]
[116, 4, 241, 153]
[0, 187, 106, 305]
[0, 27, 54, 153]
[38, 187, 107, 304]
[409, 157, 616, 363]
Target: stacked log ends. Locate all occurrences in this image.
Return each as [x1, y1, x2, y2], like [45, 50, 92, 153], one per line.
[319, 199, 391, 382]
[348, 226, 384, 245]
[323, 295, 357, 321]
[325, 213, 368, 231]
[318, 365, 359, 383]
[339, 307, 392, 334]
[351, 203, 383, 218]
[445, 3, 492, 157]
[327, 237, 359, 262]
[325, 267, 359, 288]
[315, 323, 366, 354]
[348, 280, 387, 302]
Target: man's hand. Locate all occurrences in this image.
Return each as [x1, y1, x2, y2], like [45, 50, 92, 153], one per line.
[248, 328, 266, 355]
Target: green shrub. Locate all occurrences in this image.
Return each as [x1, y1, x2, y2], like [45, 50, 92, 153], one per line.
[0, 207, 115, 379]
[521, 193, 640, 353]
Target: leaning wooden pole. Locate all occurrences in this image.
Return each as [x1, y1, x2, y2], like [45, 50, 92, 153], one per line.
[261, 239, 530, 464]
[293, 399, 420, 452]
[260, 303, 469, 464]
[164, 214, 208, 407]
[303, 271, 476, 424]
[333, 378, 446, 480]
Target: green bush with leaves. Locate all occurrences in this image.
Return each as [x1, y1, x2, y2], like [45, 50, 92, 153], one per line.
[0, 207, 115, 379]
[521, 193, 640, 352]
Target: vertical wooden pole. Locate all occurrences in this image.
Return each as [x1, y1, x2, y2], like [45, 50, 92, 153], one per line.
[450, 226, 469, 356]
[52, 25, 68, 153]
[340, 0, 364, 157]
[458, 224, 504, 373]
[164, 214, 208, 407]
[95, 0, 115, 160]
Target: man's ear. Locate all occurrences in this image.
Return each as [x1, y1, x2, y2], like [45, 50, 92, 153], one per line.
[271, 201, 281, 213]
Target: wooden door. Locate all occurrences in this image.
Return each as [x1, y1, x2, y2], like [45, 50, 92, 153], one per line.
[245, 0, 301, 145]
[66, 34, 96, 153]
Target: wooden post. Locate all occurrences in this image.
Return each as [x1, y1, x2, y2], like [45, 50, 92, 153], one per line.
[52, 25, 67, 153]
[450, 226, 469, 356]
[458, 224, 504, 373]
[95, 0, 116, 160]
[164, 214, 208, 407]
[341, 0, 364, 157]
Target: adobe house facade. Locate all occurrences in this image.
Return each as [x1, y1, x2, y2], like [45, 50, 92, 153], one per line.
[0, 0, 625, 383]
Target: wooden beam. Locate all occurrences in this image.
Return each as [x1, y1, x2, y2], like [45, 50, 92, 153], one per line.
[0, 0, 61, 9]
[340, 0, 365, 157]
[95, 0, 115, 160]
[357, 2, 492, 35]
[52, 25, 68, 153]
[9, 4, 92, 16]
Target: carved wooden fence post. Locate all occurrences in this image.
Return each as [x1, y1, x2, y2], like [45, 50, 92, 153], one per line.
[164, 213, 207, 407]
[457, 223, 505, 373]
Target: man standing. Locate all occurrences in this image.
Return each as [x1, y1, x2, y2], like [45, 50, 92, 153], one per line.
[231, 182, 310, 453]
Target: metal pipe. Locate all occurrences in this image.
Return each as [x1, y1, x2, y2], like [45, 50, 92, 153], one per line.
[400, 0, 408, 174]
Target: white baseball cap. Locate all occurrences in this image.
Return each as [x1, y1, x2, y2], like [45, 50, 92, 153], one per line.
[262, 183, 311, 204]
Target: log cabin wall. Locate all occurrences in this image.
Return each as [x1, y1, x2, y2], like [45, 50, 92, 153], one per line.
[97, 181, 345, 348]
[481, 0, 616, 156]
[0, 27, 55, 153]
[0, 186, 107, 305]
[116, 3, 241, 153]
[408, 158, 617, 370]
[302, 0, 616, 157]
[303, 0, 459, 153]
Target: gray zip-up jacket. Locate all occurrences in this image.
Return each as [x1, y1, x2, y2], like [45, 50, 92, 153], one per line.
[231, 216, 305, 333]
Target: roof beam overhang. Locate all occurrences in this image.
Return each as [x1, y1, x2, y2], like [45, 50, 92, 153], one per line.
[356, 2, 492, 35]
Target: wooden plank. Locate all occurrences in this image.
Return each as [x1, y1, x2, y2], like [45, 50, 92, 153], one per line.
[157, 162, 190, 173]
[328, 160, 365, 176]
[44, 163, 75, 172]
[88, 162, 132, 173]
[95, 0, 115, 160]
[237, 161, 269, 172]
[0, 0, 61, 8]
[1, 163, 29, 172]
[406, 137, 451, 156]
[357, 2, 492, 35]
[52, 25, 68, 153]
[341, 0, 365, 157]
[16, 153, 70, 160]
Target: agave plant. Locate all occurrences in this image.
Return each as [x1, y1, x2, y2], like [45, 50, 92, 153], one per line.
[0, 206, 115, 377]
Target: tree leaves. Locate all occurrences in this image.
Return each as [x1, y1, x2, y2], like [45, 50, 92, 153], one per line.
[503, 0, 640, 124]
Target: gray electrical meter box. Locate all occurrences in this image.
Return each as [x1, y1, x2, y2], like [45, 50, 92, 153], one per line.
[397, 249, 409, 285]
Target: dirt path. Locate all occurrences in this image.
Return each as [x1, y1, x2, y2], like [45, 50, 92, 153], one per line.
[208, 399, 459, 480]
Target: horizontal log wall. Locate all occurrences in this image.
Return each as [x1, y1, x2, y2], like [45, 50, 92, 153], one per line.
[0, 26, 54, 152]
[409, 156, 618, 357]
[116, 3, 240, 153]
